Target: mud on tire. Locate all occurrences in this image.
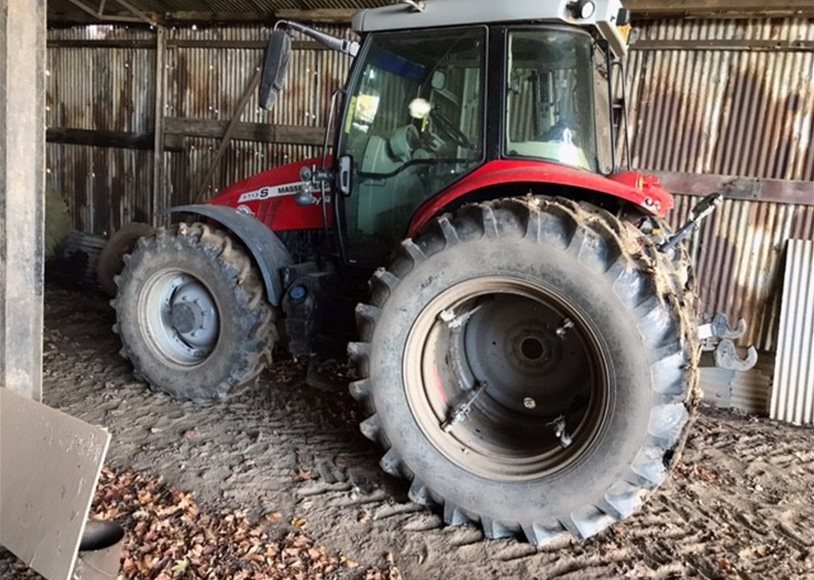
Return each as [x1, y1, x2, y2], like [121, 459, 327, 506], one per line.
[113, 223, 276, 404]
[349, 197, 700, 545]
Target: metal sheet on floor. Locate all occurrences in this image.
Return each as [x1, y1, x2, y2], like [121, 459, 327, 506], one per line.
[0, 388, 111, 580]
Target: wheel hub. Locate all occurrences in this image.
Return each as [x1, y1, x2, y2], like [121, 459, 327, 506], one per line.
[171, 301, 204, 334]
[140, 270, 220, 366]
[464, 295, 582, 418]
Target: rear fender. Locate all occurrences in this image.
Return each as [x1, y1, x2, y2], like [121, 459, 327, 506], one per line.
[168, 204, 293, 306]
[407, 160, 674, 237]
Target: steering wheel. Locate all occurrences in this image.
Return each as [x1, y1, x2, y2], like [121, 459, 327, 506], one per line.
[430, 109, 475, 150]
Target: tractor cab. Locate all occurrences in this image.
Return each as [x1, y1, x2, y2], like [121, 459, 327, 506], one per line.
[261, 0, 636, 266]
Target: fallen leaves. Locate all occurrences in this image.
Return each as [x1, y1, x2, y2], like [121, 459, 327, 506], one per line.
[674, 462, 732, 486]
[294, 468, 316, 482]
[91, 467, 389, 579]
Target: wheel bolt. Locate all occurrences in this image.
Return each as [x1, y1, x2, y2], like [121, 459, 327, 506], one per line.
[555, 318, 574, 339]
[523, 397, 537, 409]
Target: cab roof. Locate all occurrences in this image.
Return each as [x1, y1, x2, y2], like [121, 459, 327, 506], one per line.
[352, 0, 628, 57]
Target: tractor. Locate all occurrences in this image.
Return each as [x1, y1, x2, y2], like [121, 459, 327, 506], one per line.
[107, 0, 754, 545]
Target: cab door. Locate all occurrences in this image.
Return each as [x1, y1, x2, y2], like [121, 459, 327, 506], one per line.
[336, 27, 487, 266]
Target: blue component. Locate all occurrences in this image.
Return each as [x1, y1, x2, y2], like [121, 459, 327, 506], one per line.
[290, 285, 308, 302]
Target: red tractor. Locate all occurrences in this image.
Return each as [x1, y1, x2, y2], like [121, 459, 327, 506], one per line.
[107, 0, 751, 545]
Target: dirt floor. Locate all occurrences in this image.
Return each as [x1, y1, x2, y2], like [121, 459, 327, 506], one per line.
[3, 285, 814, 579]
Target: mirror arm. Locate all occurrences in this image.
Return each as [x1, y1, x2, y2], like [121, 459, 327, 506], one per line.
[279, 21, 360, 57]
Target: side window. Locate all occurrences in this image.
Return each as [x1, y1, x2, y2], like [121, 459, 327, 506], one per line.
[505, 30, 598, 173]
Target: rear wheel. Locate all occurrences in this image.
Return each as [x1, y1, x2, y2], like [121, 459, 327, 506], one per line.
[98, 222, 156, 296]
[350, 198, 699, 544]
[113, 223, 276, 403]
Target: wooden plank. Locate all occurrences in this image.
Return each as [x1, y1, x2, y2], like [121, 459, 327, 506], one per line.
[0, 0, 46, 401]
[626, 0, 814, 15]
[47, 38, 155, 48]
[153, 26, 167, 226]
[275, 8, 358, 23]
[164, 117, 325, 146]
[160, 11, 273, 23]
[47, 127, 154, 149]
[45, 121, 324, 150]
[632, 39, 814, 52]
[656, 171, 814, 206]
[167, 39, 324, 51]
[0, 389, 111, 580]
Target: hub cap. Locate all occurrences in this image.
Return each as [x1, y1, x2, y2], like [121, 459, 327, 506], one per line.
[140, 270, 220, 366]
[404, 277, 611, 481]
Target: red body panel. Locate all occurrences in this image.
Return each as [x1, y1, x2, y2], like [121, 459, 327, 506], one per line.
[208, 157, 332, 232]
[408, 160, 674, 237]
[208, 157, 673, 245]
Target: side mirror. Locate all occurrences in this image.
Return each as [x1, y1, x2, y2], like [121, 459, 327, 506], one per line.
[259, 30, 291, 111]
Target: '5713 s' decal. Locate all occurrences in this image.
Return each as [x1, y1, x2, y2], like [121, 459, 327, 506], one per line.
[238, 181, 307, 204]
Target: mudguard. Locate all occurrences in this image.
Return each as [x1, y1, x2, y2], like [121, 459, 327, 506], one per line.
[168, 205, 293, 306]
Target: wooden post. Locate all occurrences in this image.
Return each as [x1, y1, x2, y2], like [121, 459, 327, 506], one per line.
[152, 26, 167, 226]
[0, 0, 47, 401]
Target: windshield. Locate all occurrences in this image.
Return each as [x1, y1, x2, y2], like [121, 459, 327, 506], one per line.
[506, 29, 606, 173]
[340, 27, 486, 264]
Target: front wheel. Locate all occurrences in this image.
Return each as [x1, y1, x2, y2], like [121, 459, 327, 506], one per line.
[350, 198, 699, 544]
[113, 223, 276, 404]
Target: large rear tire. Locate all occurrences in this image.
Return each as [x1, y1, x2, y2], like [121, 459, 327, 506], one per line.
[113, 223, 276, 404]
[349, 197, 699, 545]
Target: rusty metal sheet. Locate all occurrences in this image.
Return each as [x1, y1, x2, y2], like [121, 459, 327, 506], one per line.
[625, 17, 814, 182]
[0, 388, 111, 580]
[668, 196, 814, 353]
[700, 353, 774, 413]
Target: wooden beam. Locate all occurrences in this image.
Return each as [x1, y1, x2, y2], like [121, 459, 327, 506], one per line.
[0, 0, 46, 401]
[166, 39, 324, 51]
[164, 117, 325, 146]
[631, 39, 814, 52]
[45, 121, 324, 150]
[160, 11, 273, 23]
[626, 0, 814, 16]
[275, 8, 357, 23]
[153, 27, 167, 226]
[159, 8, 357, 24]
[111, 0, 159, 26]
[59, 0, 148, 23]
[47, 38, 155, 49]
[46, 127, 154, 149]
[656, 172, 814, 206]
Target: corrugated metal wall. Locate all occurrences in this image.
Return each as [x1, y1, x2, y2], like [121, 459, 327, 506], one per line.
[624, 17, 814, 360]
[47, 26, 156, 234]
[164, 25, 353, 208]
[46, 24, 354, 235]
[626, 18, 814, 180]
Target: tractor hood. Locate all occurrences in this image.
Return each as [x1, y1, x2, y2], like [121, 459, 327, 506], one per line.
[208, 157, 330, 232]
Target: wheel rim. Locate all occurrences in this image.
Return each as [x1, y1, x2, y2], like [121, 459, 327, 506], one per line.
[140, 269, 220, 366]
[403, 277, 611, 481]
